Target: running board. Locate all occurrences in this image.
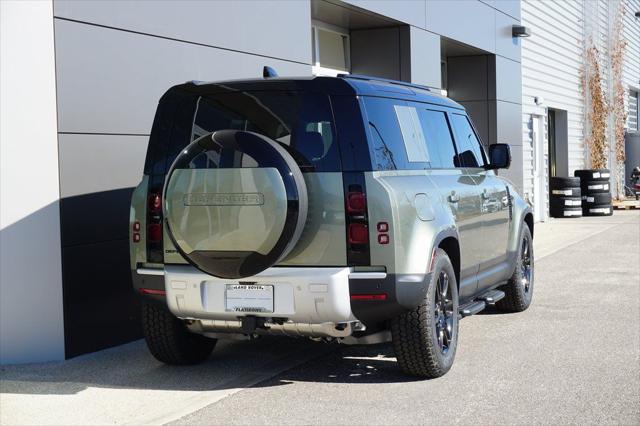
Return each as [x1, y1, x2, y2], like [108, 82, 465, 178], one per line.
[459, 300, 486, 317]
[459, 289, 506, 318]
[477, 289, 506, 305]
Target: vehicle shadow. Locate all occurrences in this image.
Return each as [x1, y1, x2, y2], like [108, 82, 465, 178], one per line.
[252, 343, 424, 387]
[0, 337, 418, 396]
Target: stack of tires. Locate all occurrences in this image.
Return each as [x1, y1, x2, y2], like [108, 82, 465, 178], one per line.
[549, 177, 582, 218]
[574, 169, 613, 216]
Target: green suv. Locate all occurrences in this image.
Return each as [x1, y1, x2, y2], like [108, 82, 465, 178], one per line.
[130, 74, 534, 378]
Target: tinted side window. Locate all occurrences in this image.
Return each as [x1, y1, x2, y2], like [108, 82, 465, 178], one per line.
[416, 109, 457, 168]
[449, 114, 486, 168]
[363, 97, 429, 170]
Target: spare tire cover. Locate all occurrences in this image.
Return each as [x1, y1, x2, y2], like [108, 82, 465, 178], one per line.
[163, 130, 308, 279]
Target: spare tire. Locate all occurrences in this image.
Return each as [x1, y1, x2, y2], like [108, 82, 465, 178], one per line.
[163, 130, 308, 279]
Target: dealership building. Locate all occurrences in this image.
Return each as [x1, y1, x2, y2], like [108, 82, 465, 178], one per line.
[1, 0, 638, 364]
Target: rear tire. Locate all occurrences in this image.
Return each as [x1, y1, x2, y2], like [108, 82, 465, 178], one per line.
[142, 301, 216, 365]
[497, 225, 534, 312]
[391, 248, 459, 378]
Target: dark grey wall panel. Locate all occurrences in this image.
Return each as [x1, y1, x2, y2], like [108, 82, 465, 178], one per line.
[447, 56, 489, 102]
[62, 238, 141, 358]
[53, 0, 311, 64]
[351, 27, 401, 80]
[54, 19, 311, 135]
[58, 134, 147, 198]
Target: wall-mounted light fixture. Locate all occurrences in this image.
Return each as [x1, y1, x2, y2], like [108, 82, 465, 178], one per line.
[512, 25, 531, 38]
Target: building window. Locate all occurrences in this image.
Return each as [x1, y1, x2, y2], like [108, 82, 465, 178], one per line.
[629, 90, 638, 132]
[312, 22, 350, 76]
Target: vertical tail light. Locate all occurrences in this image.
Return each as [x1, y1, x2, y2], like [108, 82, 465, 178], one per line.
[343, 173, 370, 266]
[148, 193, 162, 213]
[147, 223, 162, 243]
[146, 190, 163, 262]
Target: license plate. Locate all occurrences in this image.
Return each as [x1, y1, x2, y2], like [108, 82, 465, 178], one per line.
[225, 284, 273, 313]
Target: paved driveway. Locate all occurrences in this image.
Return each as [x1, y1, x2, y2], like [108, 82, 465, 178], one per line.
[1, 211, 639, 425]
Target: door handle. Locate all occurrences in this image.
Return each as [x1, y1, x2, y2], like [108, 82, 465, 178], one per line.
[448, 192, 460, 203]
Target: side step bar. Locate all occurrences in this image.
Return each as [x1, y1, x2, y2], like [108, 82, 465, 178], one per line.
[477, 289, 506, 304]
[459, 300, 485, 317]
[458, 289, 506, 318]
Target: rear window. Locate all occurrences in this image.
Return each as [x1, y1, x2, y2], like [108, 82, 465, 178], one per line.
[144, 89, 340, 174]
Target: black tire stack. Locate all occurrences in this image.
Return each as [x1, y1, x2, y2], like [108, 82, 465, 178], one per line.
[549, 177, 582, 218]
[574, 169, 613, 216]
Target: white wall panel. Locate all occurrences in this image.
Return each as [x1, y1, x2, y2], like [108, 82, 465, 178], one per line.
[495, 11, 522, 62]
[58, 134, 148, 198]
[343, 0, 426, 29]
[53, 0, 312, 65]
[427, 0, 496, 54]
[54, 19, 311, 135]
[0, 0, 65, 364]
[492, 0, 521, 21]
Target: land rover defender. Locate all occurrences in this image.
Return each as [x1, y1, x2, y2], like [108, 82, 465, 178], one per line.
[130, 74, 534, 378]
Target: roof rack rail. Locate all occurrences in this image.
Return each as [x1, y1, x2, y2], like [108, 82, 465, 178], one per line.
[337, 74, 433, 92]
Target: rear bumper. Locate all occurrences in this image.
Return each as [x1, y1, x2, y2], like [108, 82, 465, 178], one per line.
[133, 265, 430, 337]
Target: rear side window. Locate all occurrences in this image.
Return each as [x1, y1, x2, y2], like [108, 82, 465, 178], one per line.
[449, 113, 486, 168]
[363, 97, 429, 170]
[145, 89, 340, 174]
[416, 109, 457, 169]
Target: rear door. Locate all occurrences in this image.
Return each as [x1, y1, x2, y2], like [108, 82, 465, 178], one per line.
[448, 113, 510, 290]
[416, 108, 484, 300]
[145, 87, 349, 268]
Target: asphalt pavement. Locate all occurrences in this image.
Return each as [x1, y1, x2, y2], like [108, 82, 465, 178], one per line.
[1, 211, 639, 425]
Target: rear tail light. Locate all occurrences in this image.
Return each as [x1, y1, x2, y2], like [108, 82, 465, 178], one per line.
[348, 223, 369, 244]
[146, 190, 164, 262]
[343, 174, 370, 266]
[147, 223, 162, 243]
[346, 191, 366, 214]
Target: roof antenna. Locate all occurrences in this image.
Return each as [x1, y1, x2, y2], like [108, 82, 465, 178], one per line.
[263, 66, 278, 78]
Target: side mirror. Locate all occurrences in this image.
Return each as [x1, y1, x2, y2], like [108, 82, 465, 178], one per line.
[487, 144, 511, 170]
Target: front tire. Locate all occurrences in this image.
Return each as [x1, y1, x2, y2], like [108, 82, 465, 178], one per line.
[497, 225, 534, 312]
[142, 301, 217, 365]
[391, 248, 459, 378]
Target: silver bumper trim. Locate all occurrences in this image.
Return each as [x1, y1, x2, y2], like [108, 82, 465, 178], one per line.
[348, 272, 387, 279]
[137, 268, 164, 276]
